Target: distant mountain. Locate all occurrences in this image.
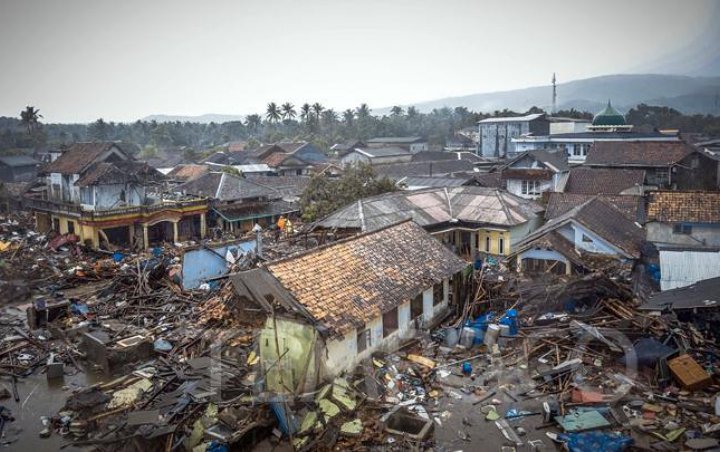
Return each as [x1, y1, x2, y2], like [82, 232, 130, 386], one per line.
[378, 74, 720, 116]
[142, 113, 245, 123]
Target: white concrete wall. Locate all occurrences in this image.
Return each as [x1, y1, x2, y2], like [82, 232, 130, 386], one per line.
[323, 278, 450, 375]
[647, 222, 720, 248]
[340, 152, 370, 166]
[506, 178, 553, 200]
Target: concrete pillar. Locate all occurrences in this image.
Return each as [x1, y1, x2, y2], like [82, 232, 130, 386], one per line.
[200, 213, 207, 238]
[143, 225, 149, 249]
[128, 225, 134, 248]
[173, 221, 179, 244]
[470, 231, 477, 255]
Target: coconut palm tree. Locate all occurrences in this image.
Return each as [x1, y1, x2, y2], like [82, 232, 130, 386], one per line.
[321, 109, 338, 126]
[245, 114, 262, 134]
[356, 103, 370, 119]
[20, 106, 42, 134]
[312, 103, 324, 123]
[300, 103, 312, 123]
[342, 109, 354, 126]
[406, 106, 419, 119]
[281, 102, 296, 121]
[390, 106, 404, 117]
[265, 102, 281, 123]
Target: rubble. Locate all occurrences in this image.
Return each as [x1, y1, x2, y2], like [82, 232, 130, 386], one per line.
[1, 206, 719, 452]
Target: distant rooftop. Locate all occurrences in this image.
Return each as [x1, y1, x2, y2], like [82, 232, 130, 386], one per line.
[478, 113, 545, 124]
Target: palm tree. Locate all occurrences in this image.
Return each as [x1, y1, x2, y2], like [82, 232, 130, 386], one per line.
[300, 103, 312, 123]
[281, 102, 296, 121]
[356, 103, 370, 119]
[406, 106, 419, 119]
[342, 109, 354, 126]
[312, 103, 324, 122]
[20, 106, 42, 134]
[245, 114, 262, 134]
[390, 106, 404, 117]
[321, 109, 338, 126]
[266, 102, 281, 123]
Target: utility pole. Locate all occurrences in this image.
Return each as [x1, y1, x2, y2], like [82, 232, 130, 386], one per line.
[551, 73, 557, 114]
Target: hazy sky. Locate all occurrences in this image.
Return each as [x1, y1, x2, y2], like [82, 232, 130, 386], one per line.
[1, 0, 718, 123]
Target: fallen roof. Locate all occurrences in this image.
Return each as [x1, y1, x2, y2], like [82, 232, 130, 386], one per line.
[315, 186, 544, 232]
[41, 142, 128, 174]
[585, 141, 695, 167]
[263, 220, 467, 338]
[545, 193, 645, 223]
[640, 276, 720, 310]
[563, 167, 645, 194]
[513, 197, 644, 259]
[646, 191, 720, 223]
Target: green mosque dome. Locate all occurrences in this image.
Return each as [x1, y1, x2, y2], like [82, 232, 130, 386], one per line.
[592, 100, 626, 126]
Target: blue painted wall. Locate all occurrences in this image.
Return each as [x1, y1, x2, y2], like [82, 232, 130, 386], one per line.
[182, 240, 255, 289]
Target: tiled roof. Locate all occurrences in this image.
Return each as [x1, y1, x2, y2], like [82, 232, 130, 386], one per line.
[505, 150, 568, 172]
[545, 193, 645, 223]
[74, 160, 163, 187]
[165, 164, 209, 182]
[646, 191, 720, 223]
[244, 175, 311, 198]
[564, 167, 645, 194]
[265, 221, 467, 338]
[366, 136, 424, 144]
[175, 172, 276, 201]
[316, 186, 544, 231]
[214, 199, 298, 222]
[41, 142, 127, 174]
[514, 197, 644, 258]
[585, 141, 694, 167]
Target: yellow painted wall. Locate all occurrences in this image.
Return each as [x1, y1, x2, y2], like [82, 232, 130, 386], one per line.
[477, 229, 511, 255]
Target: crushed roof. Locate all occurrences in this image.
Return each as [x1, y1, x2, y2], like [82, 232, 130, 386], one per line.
[546, 193, 645, 223]
[646, 191, 720, 223]
[316, 186, 544, 232]
[42, 142, 128, 174]
[264, 221, 467, 338]
[564, 167, 645, 194]
[585, 141, 695, 166]
[515, 197, 644, 258]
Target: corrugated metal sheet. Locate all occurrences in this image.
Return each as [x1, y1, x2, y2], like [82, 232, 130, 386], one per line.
[659, 250, 720, 291]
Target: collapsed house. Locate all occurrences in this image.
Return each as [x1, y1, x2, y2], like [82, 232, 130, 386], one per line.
[507, 197, 645, 275]
[314, 186, 544, 259]
[229, 220, 468, 393]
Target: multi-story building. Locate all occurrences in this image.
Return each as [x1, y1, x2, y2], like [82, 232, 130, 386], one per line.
[26, 142, 209, 249]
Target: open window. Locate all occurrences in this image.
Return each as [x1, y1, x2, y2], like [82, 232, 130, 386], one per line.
[411, 293, 423, 319]
[356, 327, 370, 353]
[433, 282, 443, 306]
[382, 307, 398, 337]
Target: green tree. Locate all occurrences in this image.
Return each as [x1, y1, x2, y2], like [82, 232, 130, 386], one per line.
[299, 163, 398, 221]
[245, 114, 262, 135]
[300, 103, 312, 123]
[390, 105, 404, 117]
[312, 102, 324, 123]
[88, 118, 110, 140]
[266, 102, 281, 123]
[342, 109, 354, 126]
[281, 102, 296, 122]
[19, 106, 42, 134]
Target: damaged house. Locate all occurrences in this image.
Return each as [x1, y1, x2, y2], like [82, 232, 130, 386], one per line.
[26, 142, 209, 249]
[507, 197, 645, 275]
[174, 171, 299, 234]
[314, 186, 544, 258]
[229, 221, 467, 393]
[500, 150, 568, 200]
